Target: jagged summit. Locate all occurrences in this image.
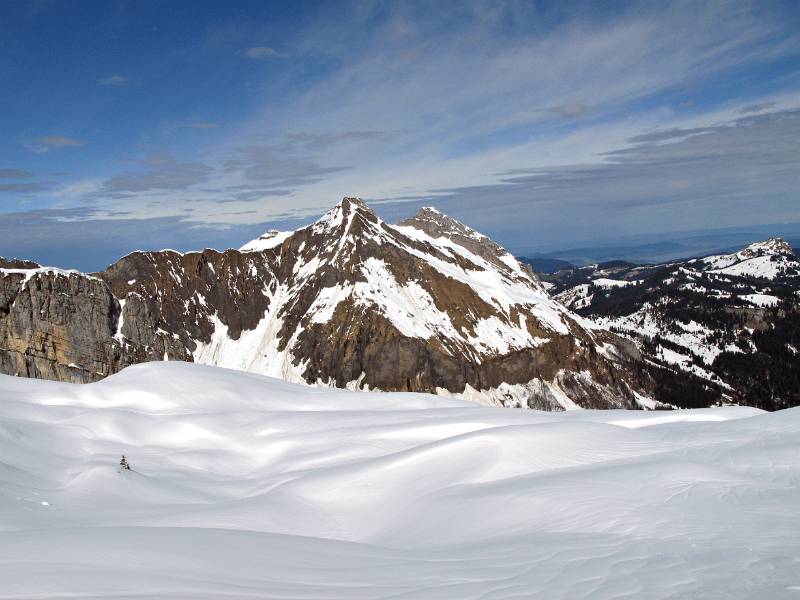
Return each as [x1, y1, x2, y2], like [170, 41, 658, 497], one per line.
[339, 196, 372, 212]
[308, 196, 380, 238]
[242, 198, 500, 263]
[240, 197, 379, 253]
[397, 205, 528, 279]
[317, 196, 374, 222]
[400, 205, 484, 239]
[321, 196, 373, 219]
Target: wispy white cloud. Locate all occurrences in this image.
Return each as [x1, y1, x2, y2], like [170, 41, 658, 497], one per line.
[244, 46, 281, 59]
[276, 2, 788, 140]
[52, 178, 104, 199]
[97, 74, 128, 86]
[196, 2, 794, 218]
[34, 1, 800, 241]
[39, 135, 83, 147]
[417, 105, 800, 251]
[26, 136, 84, 153]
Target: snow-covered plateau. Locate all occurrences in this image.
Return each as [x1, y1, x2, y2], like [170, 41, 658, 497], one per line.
[1, 361, 798, 599]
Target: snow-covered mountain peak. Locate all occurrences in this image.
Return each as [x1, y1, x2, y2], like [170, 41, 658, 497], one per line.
[310, 196, 376, 234]
[737, 237, 794, 259]
[401, 205, 487, 242]
[395, 205, 535, 286]
[207, 198, 643, 407]
[1, 195, 654, 410]
[696, 237, 799, 280]
[240, 197, 382, 257]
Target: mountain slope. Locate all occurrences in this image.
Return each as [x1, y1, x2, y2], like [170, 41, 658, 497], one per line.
[542, 238, 800, 409]
[0, 198, 652, 409]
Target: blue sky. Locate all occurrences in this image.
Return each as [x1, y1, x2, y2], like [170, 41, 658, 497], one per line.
[1, 0, 799, 270]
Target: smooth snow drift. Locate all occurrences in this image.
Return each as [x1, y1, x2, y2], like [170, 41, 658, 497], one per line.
[1, 362, 798, 598]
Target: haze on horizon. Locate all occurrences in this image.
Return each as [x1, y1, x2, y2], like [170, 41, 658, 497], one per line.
[1, 0, 799, 270]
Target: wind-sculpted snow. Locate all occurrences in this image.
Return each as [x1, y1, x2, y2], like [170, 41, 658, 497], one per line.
[1, 362, 797, 598]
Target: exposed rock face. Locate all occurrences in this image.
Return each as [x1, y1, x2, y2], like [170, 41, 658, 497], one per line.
[0, 198, 657, 409]
[0, 258, 40, 269]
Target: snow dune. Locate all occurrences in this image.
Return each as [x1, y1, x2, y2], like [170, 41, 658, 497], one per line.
[0, 362, 798, 598]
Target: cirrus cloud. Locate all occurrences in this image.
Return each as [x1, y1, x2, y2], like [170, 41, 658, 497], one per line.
[244, 46, 281, 59]
[25, 136, 84, 154]
[97, 74, 128, 86]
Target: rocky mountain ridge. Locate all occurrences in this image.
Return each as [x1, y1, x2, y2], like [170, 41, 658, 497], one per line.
[0, 198, 655, 410]
[541, 238, 800, 409]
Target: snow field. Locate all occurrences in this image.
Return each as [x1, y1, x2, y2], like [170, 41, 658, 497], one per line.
[0, 361, 798, 598]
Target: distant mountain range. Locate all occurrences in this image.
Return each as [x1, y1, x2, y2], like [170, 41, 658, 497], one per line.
[2, 198, 797, 410]
[518, 224, 800, 266]
[517, 256, 574, 274]
[539, 238, 800, 410]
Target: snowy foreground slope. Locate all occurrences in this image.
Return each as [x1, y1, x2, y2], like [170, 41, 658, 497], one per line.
[1, 362, 799, 599]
